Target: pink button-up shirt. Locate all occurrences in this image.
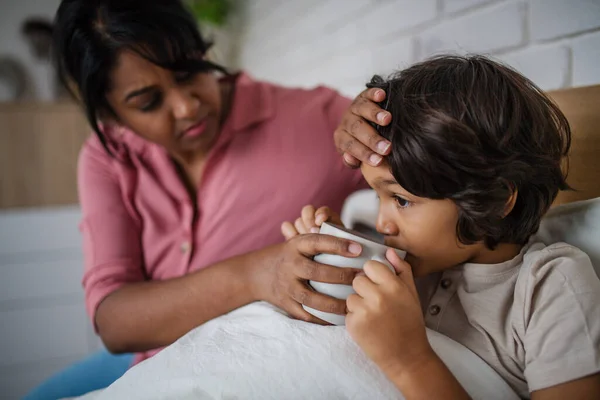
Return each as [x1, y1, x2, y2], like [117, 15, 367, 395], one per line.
[78, 73, 365, 364]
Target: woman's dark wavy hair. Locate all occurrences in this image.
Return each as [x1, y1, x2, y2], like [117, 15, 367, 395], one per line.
[53, 0, 227, 154]
[367, 55, 571, 249]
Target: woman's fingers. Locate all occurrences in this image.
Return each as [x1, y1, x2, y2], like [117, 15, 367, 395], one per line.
[294, 233, 362, 259]
[336, 128, 383, 167]
[363, 87, 387, 111]
[333, 88, 392, 167]
[284, 299, 331, 325]
[290, 281, 348, 316]
[293, 257, 359, 285]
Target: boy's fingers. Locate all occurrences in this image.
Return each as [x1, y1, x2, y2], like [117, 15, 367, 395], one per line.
[363, 260, 396, 285]
[386, 248, 419, 296]
[386, 248, 407, 275]
[294, 218, 308, 235]
[281, 221, 298, 240]
[301, 205, 317, 231]
[315, 206, 332, 225]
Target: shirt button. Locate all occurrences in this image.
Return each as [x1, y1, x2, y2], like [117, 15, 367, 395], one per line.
[180, 241, 191, 254]
[440, 278, 452, 289]
[429, 305, 441, 316]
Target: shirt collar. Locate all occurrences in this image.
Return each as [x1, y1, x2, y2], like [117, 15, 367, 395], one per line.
[227, 71, 275, 132]
[457, 243, 532, 280]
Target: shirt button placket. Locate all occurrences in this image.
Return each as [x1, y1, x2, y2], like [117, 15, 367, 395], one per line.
[180, 241, 191, 254]
[424, 271, 459, 329]
[181, 203, 194, 269]
[440, 278, 452, 289]
[429, 304, 441, 316]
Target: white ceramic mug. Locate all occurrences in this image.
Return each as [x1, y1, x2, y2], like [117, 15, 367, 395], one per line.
[303, 222, 406, 325]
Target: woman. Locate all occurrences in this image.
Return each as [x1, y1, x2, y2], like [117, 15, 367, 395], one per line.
[24, 0, 392, 398]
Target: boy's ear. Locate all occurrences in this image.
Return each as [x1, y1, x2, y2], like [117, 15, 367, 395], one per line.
[503, 184, 518, 217]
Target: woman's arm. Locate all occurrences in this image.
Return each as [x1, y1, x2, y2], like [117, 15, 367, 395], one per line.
[79, 140, 363, 354]
[96, 235, 363, 353]
[95, 249, 256, 353]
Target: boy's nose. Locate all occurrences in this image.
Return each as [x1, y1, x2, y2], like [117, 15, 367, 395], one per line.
[376, 217, 399, 236]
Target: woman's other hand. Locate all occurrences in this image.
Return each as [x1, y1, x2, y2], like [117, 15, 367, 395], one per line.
[334, 88, 392, 168]
[281, 205, 344, 240]
[249, 233, 362, 324]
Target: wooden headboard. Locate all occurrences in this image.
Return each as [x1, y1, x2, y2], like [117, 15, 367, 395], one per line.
[549, 85, 600, 206]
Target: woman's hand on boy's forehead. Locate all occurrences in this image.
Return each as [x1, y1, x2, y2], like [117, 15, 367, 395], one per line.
[335, 88, 392, 169]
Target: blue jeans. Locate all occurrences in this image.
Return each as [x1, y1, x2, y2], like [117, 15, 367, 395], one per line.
[23, 350, 133, 400]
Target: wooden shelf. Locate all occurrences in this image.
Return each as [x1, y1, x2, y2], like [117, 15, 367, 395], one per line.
[0, 102, 90, 209]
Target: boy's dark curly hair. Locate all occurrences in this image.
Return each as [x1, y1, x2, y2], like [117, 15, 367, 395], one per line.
[367, 55, 571, 249]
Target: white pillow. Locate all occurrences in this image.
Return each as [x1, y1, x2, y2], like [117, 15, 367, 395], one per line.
[532, 197, 600, 278]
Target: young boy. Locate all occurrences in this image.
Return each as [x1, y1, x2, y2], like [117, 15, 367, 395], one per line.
[283, 55, 600, 399]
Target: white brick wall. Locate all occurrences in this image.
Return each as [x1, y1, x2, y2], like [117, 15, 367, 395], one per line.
[234, 0, 600, 97]
[497, 44, 570, 90]
[419, 1, 526, 57]
[530, 0, 600, 41]
[572, 30, 600, 86]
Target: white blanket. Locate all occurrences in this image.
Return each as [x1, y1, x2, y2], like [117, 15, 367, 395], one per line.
[77, 302, 519, 400]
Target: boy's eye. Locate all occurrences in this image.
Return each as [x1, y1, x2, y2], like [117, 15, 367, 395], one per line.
[394, 196, 411, 209]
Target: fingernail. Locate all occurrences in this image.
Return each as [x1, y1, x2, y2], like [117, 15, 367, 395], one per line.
[377, 112, 388, 123]
[349, 243, 362, 255]
[375, 89, 384, 98]
[377, 141, 390, 154]
[310, 227, 320, 233]
[343, 153, 358, 166]
[369, 153, 382, 165]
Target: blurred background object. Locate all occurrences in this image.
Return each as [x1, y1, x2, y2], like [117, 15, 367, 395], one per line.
[0, 56, 27, 102]
[188, 0, 240, 69]
[0, 0, 599, 398]
[21, 18, 53, 61]
[188, 0, 232, 26]
[0, 0, 62, 102]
